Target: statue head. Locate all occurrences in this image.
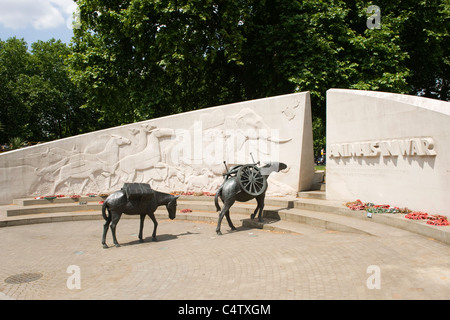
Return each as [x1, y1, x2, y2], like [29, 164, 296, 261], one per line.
[259, 162, 288, 175]
[166, 195, 179, 220]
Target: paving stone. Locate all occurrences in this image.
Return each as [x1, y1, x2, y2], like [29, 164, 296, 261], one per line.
[0, 218, 449, 300]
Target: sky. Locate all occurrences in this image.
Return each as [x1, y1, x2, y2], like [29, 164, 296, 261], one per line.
[0, 0, 78, 47]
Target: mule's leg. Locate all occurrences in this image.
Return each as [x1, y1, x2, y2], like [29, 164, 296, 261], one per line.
[110, 211, 122, 247]
[102, 208, 112, 249]
[138, 213, 145, 242]
[148, 212, 158, 241]
[216, 199, 235, 235]
[250, 204, 259, 220]
[256, 195, 265, 222]
[224, 209, 236, 231]
[251, 195, 265, 222]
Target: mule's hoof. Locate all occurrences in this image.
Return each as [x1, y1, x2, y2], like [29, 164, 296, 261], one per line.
[230, 226, 237, 231]
[139, 239, 145, 243]
[258, 218, 264, 223]
[114, 243, 121, 248]
[102, 244, 108, 249]
[250, 214, 256, 220]
[152, 237, 158, 242]
[217, 231, 222, 235]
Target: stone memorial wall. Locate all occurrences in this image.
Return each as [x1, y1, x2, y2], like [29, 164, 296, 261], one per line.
[0, 92, 314, 204]
[326, 89, 450, 214]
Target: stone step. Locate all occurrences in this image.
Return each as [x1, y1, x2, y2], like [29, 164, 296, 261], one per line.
[313, 170, 325, 183]
[266, 207, 398, 237]
[182, 197, 450, 244]
[13, 195, 107, 206]
[1, 202, 102, 217]
[297, 190, 326, 200]
[1, 195, 449, 245]
[308, 170, 326, 191]
[0, 195, 359, 235]
[310, 182, 326, 191]
[1, 195, 296, 217]
[0, 202, 419, 239]
[0, 204, 367, 236]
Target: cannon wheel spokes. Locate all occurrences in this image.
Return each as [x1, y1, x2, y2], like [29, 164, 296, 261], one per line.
[237, 164, 267, 197]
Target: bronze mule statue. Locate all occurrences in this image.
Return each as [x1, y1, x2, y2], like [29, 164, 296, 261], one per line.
[101, 185, 179, 248]
[214, 161, 287, 235]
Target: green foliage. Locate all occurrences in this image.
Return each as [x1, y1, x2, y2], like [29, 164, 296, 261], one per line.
[0, 37, 90, 143]
[69, 0, 250, 127]
[8, 137, 27, 150]
[1, 0, 448, 151]
[312, 117, 326, 157]
[242, 0, 411, 119]
[0, 37, 30, 141]
[68, 0, 449, 154]
[393, 0, 450, 101]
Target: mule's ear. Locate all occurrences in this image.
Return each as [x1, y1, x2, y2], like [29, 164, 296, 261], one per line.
[175, 195, 180, 199]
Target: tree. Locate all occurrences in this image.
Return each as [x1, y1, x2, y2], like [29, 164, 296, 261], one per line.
[28, 39, 92, 140]
[235, 0, 448, 154]
[66, 0, 448, 155]
[69, 0, 249, 127]
[394, 0, 450, 101]
[0, 37, 31, 142]
[0, 38, 89, 143]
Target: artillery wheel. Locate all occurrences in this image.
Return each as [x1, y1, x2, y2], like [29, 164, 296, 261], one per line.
[237, 165, 267, 197]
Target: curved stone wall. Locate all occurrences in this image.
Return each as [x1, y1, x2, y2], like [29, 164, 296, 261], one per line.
[326, 89, 450, 214]
[0, 92, 314, 204]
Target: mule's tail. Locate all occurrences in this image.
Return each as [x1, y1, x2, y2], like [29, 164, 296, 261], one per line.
[214, 186, 222, 212]
[101, 201, 109, 221]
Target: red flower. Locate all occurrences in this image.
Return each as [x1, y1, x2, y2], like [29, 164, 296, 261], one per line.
[405, 212, 429, 220]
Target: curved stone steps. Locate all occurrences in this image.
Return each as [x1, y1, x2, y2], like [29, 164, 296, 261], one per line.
[0, 196, 367, 236]
[1, 196, 449, 244]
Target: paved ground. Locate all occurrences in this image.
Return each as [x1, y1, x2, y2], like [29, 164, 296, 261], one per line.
[0, 218, 449, 300]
